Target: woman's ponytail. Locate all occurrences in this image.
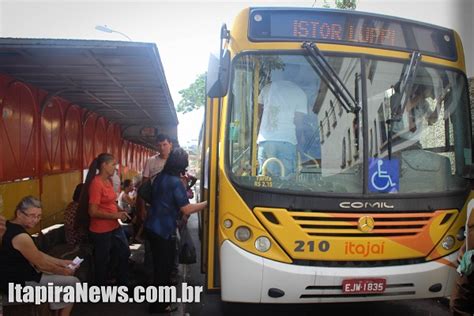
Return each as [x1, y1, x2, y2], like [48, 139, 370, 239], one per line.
[75, 153, 115, 232]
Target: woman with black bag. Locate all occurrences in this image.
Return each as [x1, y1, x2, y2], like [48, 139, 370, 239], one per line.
[144, 148, 207, 314]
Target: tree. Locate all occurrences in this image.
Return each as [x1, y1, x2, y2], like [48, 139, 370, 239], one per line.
[335, 0, 357, 9]
[176, 73, 206, 113]
[322, 0, 357, 9]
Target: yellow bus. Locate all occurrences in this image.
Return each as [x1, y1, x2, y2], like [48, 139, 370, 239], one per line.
[201, 7, 473, 303]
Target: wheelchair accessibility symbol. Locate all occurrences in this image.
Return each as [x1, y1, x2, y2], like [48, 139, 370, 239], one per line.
[368, 158, 399, 193]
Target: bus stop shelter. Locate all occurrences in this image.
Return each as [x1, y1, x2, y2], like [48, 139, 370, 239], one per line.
[0, 38, 178, 149]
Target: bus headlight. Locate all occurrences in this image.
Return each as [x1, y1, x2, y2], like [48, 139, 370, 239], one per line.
[235, 226, 251, 242]
[442, 235, 455, 250]
[255, 236, 271, 252]
[223, 219, 233, 229]
[457, 226, 466, 241]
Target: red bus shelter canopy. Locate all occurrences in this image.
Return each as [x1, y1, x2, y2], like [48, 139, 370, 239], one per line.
[0, 38, 178, 149]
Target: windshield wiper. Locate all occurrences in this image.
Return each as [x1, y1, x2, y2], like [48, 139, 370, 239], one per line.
[386, 51, 422, 159]
[302, 42, 360, 114]
[390, 51, 422, 120]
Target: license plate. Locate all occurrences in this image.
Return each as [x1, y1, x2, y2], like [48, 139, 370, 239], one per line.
[342, 278, 386, 294]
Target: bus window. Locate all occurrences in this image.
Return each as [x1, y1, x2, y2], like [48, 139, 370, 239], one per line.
[228, 56, 255, 178]
[365, 60, 470, 192]
[228, 54, 362, 193]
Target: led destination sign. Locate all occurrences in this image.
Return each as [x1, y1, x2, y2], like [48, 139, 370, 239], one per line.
[292, 19, 395, 46]
[249, 9, 456, 60]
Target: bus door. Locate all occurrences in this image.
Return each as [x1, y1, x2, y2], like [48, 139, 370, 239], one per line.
[201, 96, 221, 291]
[202, 41, 231, 290]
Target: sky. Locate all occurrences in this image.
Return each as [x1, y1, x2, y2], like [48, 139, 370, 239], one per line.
[0, 0, 472, 145]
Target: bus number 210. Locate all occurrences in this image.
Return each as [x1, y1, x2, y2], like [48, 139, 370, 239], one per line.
[294, 240, 330, 253]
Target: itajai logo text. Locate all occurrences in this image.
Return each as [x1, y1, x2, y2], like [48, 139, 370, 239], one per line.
[344, 241, 385, 257]
[339, 201, 395, 209]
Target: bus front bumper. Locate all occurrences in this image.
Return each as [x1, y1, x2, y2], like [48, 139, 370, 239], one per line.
[220, 240, 458, 303]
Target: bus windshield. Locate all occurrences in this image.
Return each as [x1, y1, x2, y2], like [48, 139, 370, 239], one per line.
[227, 53, 471, 194]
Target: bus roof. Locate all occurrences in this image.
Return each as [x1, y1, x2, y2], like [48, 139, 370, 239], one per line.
[0, 38, 178, 148]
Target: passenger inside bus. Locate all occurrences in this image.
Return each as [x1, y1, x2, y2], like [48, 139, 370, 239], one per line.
[257, 65, 308, 178]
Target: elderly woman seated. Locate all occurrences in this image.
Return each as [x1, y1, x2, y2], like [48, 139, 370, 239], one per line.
[0, 196, 80, 316]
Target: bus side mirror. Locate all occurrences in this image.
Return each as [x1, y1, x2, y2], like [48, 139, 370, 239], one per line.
[206, 50, 230, 98]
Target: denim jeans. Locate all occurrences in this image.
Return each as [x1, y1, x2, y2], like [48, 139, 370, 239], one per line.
[90, 227, 130, 286]
[258, 141, 297, 177]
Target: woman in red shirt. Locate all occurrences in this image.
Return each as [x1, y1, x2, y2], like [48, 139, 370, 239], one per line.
[78, 153, 131, 285]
